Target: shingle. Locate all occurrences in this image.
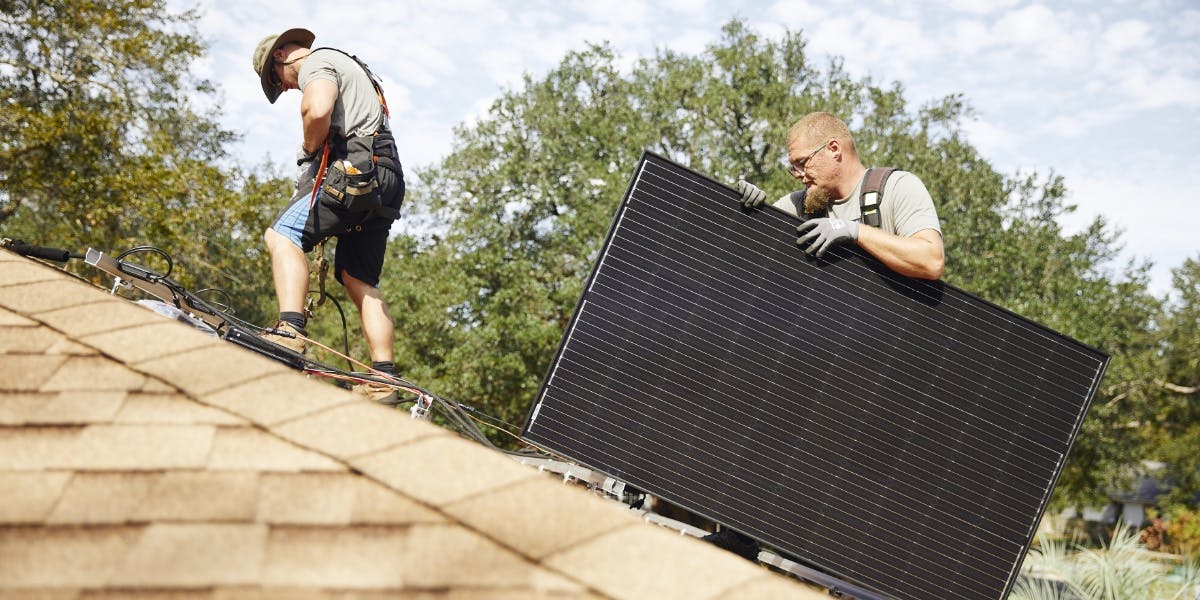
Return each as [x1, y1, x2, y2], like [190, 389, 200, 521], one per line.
[351, 436, 539, 506]
[381, 592, 602, 600]
[200, 372, 355, 427]
[207, 426, 342, 472]
[81, 321, 223, 365]
[47, 472, 158, 524]
[110, 523, 268, 586]
[60, 425, 215, 470]
[114, 393, 245, 426]
[135, 471, 259, 521]
[0, 472, 71, 523]
[256, 472, 444, 525]
[260, 526, 407, 588]
[36, 300, 161, 338]
[347, 476, 447, 525]
[544, 524, 767, 599]
[0, 525, 143, 586]
[260, 525, 583, 593]
[0, 426, 82, 470]
[0, 325, 64, 353]
[44, 336, 95, 355]
[0, 590, 79, 599]
[38, 355, 147, 392]
[139, 378, 177, 393]
[136, 345, 288, 397]
[400, 525, 588, 592]
[0, 260, 66, 288]
[0, 305, 37, 326]
[714, 574, 830, 599]
[0, 278, 118, 315]
[0, 355, 68, 392]
[443, 476, 639, 560]
[0, 391, 126, 425]
[272, 402, 442, 460]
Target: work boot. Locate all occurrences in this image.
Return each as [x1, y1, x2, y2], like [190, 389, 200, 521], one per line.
[353, 380, 399, 405]
[259, 321, 306, 355]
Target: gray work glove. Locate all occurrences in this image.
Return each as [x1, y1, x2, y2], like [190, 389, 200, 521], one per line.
[734, 179, 766, 208]
[294, 145, 321, 187]
[796, 217, 859, 257]
[296, 145, 319, 167]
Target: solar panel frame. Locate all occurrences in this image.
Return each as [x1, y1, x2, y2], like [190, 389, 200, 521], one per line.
[522, 152, 1108, 600]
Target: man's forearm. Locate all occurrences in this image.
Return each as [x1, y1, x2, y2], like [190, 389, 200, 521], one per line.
[301, 113, 331, 153]
[856, 227, 945, 280]
[299, 78, 337, 153]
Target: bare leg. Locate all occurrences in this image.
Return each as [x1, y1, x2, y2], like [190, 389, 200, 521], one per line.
[264, 228, 309, 314]
[340, 269, 394, 363]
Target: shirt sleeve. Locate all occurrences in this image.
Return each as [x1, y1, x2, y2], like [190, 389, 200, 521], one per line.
[883, 171, 941, 238]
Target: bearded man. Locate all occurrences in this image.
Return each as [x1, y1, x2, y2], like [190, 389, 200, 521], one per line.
[735, 111, 944, 280]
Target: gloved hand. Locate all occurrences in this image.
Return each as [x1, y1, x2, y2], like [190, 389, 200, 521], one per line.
[734, 179, 766, 208]
[295, 146, 320, 188]
[796, 217, 859, 257]
[296, 145, 319, 167]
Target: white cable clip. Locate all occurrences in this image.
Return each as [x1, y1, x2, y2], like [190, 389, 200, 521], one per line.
[410, 393, 433, 420]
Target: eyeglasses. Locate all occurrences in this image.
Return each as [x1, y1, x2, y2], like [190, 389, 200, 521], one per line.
[268, 60, 281, 87]
[786, 141, 829, 177]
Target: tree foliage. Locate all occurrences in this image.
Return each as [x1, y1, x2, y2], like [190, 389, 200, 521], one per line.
[386, 20, 1176, 507]
[1152, 257, 1200, 507]
[0, 0, 282, 319]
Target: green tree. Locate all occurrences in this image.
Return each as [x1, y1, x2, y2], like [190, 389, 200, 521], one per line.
[388, 19, 1163, 505]
[0, 0, 281, 319]
[1152, 257, 1200, 508]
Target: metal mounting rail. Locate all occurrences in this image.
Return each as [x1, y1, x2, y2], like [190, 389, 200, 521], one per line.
[84, 248, 227, 331]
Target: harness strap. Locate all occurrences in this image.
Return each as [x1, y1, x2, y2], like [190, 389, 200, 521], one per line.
[859, 167, 896, 228]
[308, 136, 333, 209]
[308, 47, 389, 119]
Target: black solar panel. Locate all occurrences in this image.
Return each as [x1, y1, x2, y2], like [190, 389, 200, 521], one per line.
[522, 152, 1108, 600]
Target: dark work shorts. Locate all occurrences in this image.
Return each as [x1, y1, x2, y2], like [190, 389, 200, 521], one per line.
[271, 161, 405, 288]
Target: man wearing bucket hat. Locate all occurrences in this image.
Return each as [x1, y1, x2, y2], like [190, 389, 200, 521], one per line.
[251, 28, 406, 404]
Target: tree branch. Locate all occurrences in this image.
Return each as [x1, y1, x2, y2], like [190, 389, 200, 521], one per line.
[1158, 380, 1199, 395]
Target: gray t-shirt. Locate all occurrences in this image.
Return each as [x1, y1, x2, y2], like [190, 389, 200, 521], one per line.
[771, 170, 942, 237]
[298, 49, 386, 139]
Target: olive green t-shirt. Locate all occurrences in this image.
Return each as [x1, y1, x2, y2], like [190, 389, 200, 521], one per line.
[298, 48, 386, 139]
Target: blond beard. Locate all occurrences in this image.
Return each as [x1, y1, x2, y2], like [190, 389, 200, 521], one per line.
[804, 186, 835, 214]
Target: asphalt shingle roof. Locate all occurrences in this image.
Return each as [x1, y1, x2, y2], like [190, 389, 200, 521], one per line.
[0, 248, 825, 598]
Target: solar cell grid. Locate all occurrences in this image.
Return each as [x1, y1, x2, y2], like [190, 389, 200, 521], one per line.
[523, 153, 1107, 600]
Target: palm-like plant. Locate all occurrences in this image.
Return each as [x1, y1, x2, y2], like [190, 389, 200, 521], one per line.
[1011, 521, 1197, 600]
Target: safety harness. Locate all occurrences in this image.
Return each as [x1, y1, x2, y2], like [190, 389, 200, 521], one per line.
[305, 47, 401, 221]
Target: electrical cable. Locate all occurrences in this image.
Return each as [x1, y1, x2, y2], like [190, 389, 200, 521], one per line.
[88, 242, 551, 458]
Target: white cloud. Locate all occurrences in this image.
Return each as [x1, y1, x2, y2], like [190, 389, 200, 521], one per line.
[946, 19, 996, 54]
[994, 4, 1089, 69]
[944, 0, 1021, 16]
[959, 117, 1017, 159]
[1102, 19, 1152, 53]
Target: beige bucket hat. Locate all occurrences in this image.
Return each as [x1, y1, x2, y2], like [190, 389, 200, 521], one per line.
[251, 28, 315, 103]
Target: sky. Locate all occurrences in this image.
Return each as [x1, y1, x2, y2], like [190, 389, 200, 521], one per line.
[176, 0, 1200, 298]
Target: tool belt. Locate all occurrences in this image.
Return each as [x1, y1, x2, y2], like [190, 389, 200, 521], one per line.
[316, 131, 401, 219]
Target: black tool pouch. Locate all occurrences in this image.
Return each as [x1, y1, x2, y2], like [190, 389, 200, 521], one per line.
[320, 135, 382, 213]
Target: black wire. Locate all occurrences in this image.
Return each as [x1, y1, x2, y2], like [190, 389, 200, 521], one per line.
[115, 245, 173, 280]
[102, 244, 533, 454]
[321, 294, 354, 372]
[193, 288, 235, 315]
